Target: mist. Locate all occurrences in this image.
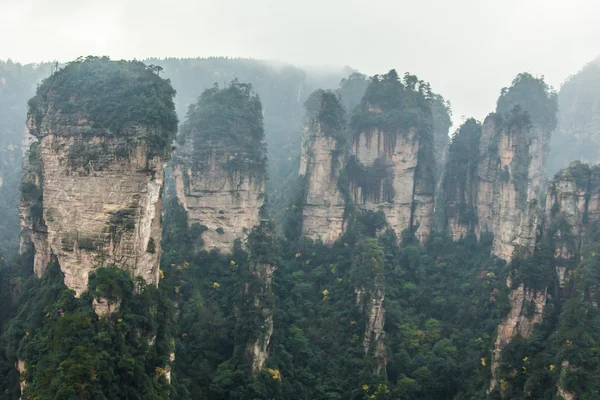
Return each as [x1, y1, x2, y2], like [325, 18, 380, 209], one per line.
[2, 0, 599, 128]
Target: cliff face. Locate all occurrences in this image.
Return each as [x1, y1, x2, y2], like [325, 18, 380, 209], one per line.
[174, 161, 265, 252]
[20, 122, 167, 296]
[300, 73, 440, 244]
[174, 81, 267, 253]
[446, 73, 557, 261]
[19, 57, 177, 297]
[298, 120, 345, 243]
[245, 262, 276, 374]
[446, 114, 549, 260]
[489, 163, 600, 393]
[348, 126, 434, 242]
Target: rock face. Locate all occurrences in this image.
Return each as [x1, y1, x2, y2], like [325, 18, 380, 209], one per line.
[174, 162, 265, 253]
[19, 58, 177, 296]
[489, 283, 548, 391]
[298, 119, 345, 244]
[348, 126, 435, 243]
[174, 81, 267, 253]
[245, 262, 276, 374]
[545, 162, 600, 276]
[489, 163, 600, 392]
[356, 283, 386, 375]
[300, 74, 439, 244]
[20, 128, 167, 296]
[446, 114, 549, 260]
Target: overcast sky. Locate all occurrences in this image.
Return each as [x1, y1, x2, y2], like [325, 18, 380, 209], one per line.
[1, 0, 598, 128]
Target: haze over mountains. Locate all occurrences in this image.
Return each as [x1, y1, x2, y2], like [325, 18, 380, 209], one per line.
[2, 2, 600, 399]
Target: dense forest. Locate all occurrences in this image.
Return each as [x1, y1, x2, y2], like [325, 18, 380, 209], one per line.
[1, 54, 600, 400]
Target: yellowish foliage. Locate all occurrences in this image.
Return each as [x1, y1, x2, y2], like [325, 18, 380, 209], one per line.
[264, 368, 281, 380]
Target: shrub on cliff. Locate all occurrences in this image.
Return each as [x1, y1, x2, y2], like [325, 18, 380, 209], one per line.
[27, 56, 178, 157]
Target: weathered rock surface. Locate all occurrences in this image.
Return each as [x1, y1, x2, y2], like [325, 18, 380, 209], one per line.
[245, 262, 276, 374]
[349, 127, 434, 242]
[446, 114, 550, 261]
[489, 283, 547, 390]
[174, 161, 265, 253]
[298, 120, 345, 243]
[357, 284, 386, 375]
[300, 121, 435, 243]
[174, 81, 267, 253]
[20, 127, 166, 296]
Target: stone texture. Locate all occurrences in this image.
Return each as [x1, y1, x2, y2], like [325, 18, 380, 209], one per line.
[447, 115, 550, 261]
[92, 297, 121, 317]
[173, 158, 265, 253]
[245, 263, 276, 375]
[300, 120, 435, 243]
[20, 114, 167, 297]
[349, 128, 432, 242]
[298, 121, 345, 243]
[490, 284, 547, 391]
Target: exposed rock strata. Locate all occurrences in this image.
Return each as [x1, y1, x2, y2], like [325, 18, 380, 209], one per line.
[489, 283, 547, 391]
[300, 100, 436, 243]
[174, 81, 267, 253]
[348, 127, 434, 242]
[174, 160, 265, 253]
[20, 129, 166, 296]
[446, 115, 549, 260]
[356, 283, 386, 375]
[298, 120, 345, 243]
[245, 263, 276, 374]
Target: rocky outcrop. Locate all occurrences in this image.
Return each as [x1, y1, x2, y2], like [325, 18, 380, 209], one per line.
[299, 119, 345, 243]
[245, 262, 276, 374]
[174, 160, 265, 253]
[446, 114, 549, 260]
[300, 76, 438, 244]
[20, 131, 166, 296]
[174, 81, 267, 253]
[489, 283, 547, 391]
[348, 125, 435, 242]
[356, 282, 386, 375]
[19, 58, 177, 297]
[545, 162, 600, 273]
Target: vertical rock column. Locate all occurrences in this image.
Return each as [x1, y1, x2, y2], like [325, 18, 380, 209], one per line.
[174, 81, 267, 253]
[299, 90, 346, 243]
[19, 58, 178, 296]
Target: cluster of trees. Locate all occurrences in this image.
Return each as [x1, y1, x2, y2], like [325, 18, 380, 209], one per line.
[177, 80, 267, 178]
[27, 56, 179, 158]
[0, 260, 174, 399]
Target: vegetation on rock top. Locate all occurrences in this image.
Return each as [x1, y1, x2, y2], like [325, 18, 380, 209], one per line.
[27, 56, 178, 157]
[178, 79, 267, 178]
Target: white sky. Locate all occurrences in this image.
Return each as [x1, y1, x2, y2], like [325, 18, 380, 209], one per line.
[1, 0, 599, 128]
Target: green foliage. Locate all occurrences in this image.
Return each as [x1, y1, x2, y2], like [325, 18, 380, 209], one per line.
[303, 89, 346, 141]
[28, 56, 178, 155]
[336, 72, 369, 114]
[178, 79, 267, 178]
[444, 119, 482, 226]
[0, 261, 174, 399]
[496, 72, 558, 133]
